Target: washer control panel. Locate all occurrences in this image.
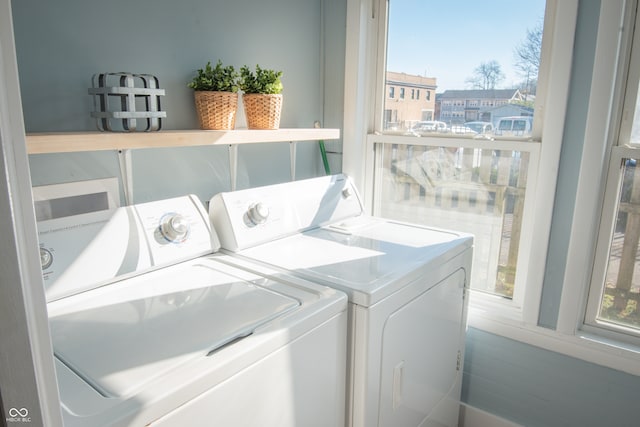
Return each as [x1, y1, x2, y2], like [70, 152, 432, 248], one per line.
[38, 195, 218, 302]
[209, 174, 364, 252]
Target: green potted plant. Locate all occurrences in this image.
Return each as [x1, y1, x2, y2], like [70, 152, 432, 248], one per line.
[238, 64, 283, 129]
[188, 60, 239, 130]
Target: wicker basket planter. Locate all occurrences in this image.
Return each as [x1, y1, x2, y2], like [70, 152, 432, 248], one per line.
[194, 91, 239, 130]
[242, 93, 282, 130]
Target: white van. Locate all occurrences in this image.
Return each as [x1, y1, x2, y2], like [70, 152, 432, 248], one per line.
[494, 116, 533, 137]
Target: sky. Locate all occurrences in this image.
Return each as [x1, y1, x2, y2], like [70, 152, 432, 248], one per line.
[386, 0, 547, 92]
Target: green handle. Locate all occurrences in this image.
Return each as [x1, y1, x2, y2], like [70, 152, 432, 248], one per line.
[319, 140, 331, 175]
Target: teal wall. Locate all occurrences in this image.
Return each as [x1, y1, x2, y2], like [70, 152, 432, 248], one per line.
[463, 327, 640, 427]
[12, 0, 346, 202]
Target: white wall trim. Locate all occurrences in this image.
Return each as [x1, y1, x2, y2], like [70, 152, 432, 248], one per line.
[0, 0, 63, 424]
[459, 403, 523, 427]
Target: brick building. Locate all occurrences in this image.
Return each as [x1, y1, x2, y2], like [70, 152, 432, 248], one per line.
[384, 71, 437, 130]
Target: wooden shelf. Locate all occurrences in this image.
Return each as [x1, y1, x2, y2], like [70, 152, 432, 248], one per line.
[26, 128, 340, 154]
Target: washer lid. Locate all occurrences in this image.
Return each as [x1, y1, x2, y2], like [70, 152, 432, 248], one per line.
[50, 279, 299, 398]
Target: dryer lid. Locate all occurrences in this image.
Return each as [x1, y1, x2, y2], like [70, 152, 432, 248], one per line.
[238, 217, 472, 306]
[50, 275, 299, 397]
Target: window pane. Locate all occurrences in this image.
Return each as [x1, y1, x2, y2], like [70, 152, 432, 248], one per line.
[598, 158, 640, 330]
[513, 120, 527, 131]
[499, 120, 513, 131]
[374, 143, 530, 298]
[377, 0, 545, 299]
[384, 0, 545, 137]
[631, 93, 640, 145]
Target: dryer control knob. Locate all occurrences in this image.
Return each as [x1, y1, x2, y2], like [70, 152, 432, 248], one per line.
[247, 202, 269, 225]
[160, 214, 190, 242]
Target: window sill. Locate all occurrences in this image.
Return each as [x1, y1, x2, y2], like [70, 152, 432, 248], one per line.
[467, 306, 640, 376]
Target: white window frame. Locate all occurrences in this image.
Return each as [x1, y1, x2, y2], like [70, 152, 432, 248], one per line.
[583, 147, 640, 343]
[344, 0, 640, 375]
[558, 0, 640, 367]
[347, 0, 575, 323]
[583, 5, 640, 345]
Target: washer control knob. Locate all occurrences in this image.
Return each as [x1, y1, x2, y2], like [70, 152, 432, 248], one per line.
[160, 214, 190, 242]
[247, 202, 269, 225]
[40, 247, 53, 270]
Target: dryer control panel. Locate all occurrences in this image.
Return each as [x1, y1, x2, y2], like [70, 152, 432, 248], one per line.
[38, 195, 218, 302]
[209, 174, 365, 252]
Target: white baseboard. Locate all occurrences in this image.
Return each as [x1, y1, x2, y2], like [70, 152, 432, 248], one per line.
[459, 404, 523, 427]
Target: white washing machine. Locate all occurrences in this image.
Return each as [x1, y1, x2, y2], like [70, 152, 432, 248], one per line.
[39, 194, 347, 427]
[209, 174, 473, 427]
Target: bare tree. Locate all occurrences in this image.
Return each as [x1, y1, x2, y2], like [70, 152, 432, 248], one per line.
[514, 21, 542, 75]
[514, 21, 543, 97]
[466, 60, 505, 90]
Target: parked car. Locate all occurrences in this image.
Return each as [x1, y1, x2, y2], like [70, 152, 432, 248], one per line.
[450, 125, 477, 135]
[464, 121, 494, 135]
[494, 116, 533, 137]
[412, 120, 448, 134]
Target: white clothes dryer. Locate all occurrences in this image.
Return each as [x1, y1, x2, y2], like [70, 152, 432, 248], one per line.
[39, 194, 347, 427]
[209, 174, 473, 427]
